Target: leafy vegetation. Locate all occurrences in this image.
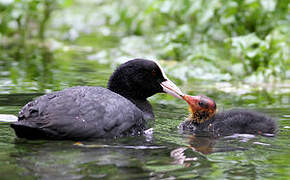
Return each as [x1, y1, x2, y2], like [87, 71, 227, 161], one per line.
[99, 0, 290, 82]
[0, 0, 289, 85]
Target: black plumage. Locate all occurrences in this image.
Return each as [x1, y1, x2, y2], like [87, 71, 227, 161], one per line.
[11, 59, 183, 140]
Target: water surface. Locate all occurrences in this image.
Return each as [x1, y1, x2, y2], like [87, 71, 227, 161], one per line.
[0, 60, 289, 180]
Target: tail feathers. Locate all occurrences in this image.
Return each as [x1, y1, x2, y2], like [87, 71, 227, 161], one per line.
[10, 122, 53, 140]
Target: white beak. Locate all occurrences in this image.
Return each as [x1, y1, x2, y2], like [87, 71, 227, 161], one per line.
[160, 80, 184, 99]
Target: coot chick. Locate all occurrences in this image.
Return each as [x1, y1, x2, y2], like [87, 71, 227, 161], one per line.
[11, 59, 184, 140]
[179, 95, 277, 137]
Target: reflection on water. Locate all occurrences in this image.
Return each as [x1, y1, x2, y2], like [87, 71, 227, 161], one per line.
[187, 135, 216, 154]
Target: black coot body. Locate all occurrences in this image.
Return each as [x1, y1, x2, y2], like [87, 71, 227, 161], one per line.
[11, 59, 183, 140]
[180, 95, 277, 137]
[12, 87, 144, 139]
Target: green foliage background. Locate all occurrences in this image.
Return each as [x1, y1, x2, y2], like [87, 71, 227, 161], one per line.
[0, 0, 289, 84]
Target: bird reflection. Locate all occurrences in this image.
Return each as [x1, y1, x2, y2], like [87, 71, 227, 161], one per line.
[187, 135, 216, 154]
[170, 134, 215, 166]
[170, 133, 249, 166]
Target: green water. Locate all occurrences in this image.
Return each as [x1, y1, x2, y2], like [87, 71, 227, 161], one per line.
[0, 58, 289, 179]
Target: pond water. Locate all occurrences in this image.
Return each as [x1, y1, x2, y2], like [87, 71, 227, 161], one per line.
[0, 57, 289, 180]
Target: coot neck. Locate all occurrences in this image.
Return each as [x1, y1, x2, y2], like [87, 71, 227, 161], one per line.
[107, 82, 148, 102]
[110, 90, 154, 120]
[108, 80, 154, 120]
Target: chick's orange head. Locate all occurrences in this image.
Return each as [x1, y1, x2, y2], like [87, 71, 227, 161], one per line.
[183, 95, 217, 123]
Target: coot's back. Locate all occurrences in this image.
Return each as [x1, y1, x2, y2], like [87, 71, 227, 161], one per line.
[11, 86, 145, 140]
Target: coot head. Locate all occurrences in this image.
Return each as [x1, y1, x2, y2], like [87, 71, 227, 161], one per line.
[108, 59, 184, 100]
[183, 95, 216, 124]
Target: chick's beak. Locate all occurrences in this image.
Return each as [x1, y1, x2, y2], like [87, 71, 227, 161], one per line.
[160, 80, 184, 99]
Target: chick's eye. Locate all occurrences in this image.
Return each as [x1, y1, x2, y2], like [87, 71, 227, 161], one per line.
[198, 101, 207, 108]
[198, 101, 204, 107]
[152, 69, 156, 77]
[198, 101, 209, 108]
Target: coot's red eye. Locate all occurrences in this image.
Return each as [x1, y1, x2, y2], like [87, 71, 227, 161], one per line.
[152, 69, 156, 77]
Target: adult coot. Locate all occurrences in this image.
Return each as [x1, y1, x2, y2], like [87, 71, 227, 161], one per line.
[179, 95, 277, 137]
[11, 59, 184, 140]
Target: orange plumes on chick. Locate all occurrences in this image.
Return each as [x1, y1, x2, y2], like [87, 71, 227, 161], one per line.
[183, 95, 217, 124]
